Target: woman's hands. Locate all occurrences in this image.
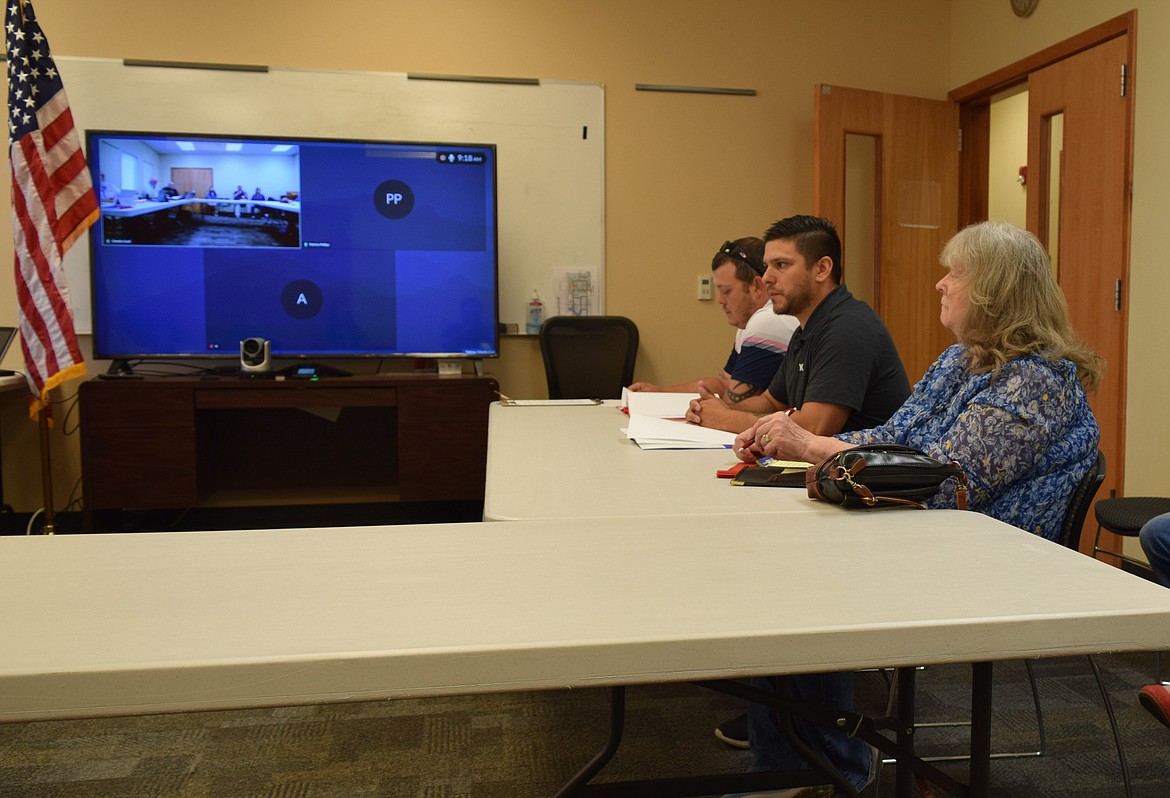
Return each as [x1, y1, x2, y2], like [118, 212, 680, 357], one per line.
[732, 410, 850, 464]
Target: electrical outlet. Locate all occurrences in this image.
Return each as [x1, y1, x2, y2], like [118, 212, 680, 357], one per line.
[697, 275, 713, 300]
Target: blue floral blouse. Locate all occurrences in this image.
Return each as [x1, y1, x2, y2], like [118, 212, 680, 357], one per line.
[836, 344, 1100, 541]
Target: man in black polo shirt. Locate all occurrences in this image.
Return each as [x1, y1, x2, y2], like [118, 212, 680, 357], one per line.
[688, 214, 909, 436]
[688, 215, 909, 796]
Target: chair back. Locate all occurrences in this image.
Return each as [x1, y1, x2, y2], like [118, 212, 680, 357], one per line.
[539, 315, 638, 399]
[1058, 449, 1106, 551]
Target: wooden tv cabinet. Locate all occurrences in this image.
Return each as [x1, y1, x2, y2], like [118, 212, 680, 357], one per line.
[79, 374, 498, 526]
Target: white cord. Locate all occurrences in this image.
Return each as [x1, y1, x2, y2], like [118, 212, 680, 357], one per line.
[25, 507, 44, 535]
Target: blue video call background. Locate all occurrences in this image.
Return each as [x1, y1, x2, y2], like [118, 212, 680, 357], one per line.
[91, 136, 498, 358]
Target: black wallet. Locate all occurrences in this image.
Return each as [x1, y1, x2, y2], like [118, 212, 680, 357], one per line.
[730, 466, 808, 488]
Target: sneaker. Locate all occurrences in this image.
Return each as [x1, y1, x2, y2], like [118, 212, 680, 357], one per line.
[715, 712, 750, 749]
[1139, 683, 1170, 730]
[722, 744, 877, 798]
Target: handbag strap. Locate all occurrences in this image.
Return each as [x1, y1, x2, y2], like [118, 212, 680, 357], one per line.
[838, 466, 930, 509]
[953, 470, 969, 511]
[852, 464, 969, 510]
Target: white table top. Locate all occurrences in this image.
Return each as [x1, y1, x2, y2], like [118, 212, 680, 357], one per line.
[101, 197, 300, 218]
[4, 511, 1170, 723]
[484, 402, 836, 521]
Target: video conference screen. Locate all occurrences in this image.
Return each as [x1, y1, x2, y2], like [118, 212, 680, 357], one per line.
[87, 131, 499, 360]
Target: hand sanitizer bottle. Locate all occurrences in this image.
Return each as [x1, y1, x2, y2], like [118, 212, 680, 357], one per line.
[526, 289, 543, 334]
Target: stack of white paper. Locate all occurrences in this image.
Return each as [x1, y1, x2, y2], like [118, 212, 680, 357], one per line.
[620, 389, 737, 450]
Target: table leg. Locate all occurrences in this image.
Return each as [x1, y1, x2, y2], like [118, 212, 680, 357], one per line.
[969, 662, 992, 798]
[895, 667, 916, 798]
[553, 675, 973, 798]
[552, 686, 625, 798]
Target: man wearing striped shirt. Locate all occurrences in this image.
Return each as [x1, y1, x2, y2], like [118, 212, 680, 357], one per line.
[628, 236, 797, 428]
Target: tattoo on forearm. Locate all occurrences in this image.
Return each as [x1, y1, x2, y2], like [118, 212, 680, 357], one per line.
[726, 383, 763, 404]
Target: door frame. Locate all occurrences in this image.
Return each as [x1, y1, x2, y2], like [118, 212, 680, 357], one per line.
[949, 11, 1135, 227]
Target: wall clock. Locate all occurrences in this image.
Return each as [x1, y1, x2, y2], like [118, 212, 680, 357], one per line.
[1011, 0, 1039, 17]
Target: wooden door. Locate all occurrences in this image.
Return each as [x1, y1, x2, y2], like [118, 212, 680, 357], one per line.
[171, 167, 213, 197]
[814, 85, 959, 385]
[1027, 34, 1132, 555]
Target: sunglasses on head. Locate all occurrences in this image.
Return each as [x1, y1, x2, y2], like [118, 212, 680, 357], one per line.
[718, 240, 765, 276]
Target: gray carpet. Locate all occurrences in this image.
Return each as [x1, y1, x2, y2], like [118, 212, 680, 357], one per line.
[1, 653, 1168, 797]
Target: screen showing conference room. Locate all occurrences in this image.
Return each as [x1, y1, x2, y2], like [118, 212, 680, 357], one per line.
[86, 131, 499, 360]
[95, 136, 302, 247]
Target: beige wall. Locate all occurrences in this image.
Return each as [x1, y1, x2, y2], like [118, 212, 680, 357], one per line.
[0, 1, 1163, 513]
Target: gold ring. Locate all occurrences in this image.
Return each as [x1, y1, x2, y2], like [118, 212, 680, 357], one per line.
[761, 433, 770, 444]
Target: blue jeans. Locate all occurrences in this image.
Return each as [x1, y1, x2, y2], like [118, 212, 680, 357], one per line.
[1139, 512, 1170, 588]
[746, 672, 873, 792]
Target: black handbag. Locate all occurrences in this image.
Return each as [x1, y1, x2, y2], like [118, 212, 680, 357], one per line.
[805, 443, 968, 510]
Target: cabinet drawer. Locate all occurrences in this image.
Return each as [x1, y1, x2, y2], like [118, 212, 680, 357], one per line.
[194, 386, 396, 409]
[80, 382, 195, 428]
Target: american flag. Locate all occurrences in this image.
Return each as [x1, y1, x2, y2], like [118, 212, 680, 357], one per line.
[6, 0, 98, 419]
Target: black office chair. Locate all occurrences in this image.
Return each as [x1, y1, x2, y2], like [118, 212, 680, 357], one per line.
[935, 452, 1126, 791]
[900, 451, 1129, 797]
[1049, 451, 1133, 798]
[1061, 450, 1108, 552]
[1092, 495, 1170, 570]
[539, 315, 638, 400]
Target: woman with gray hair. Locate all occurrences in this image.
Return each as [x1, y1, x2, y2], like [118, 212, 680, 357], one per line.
[737, 220, 1102, 542]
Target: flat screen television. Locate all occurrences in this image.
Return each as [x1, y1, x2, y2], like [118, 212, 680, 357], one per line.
[86, 130, 499, 367]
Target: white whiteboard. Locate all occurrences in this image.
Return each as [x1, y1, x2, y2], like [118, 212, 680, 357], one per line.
[55, 57, 605, 333]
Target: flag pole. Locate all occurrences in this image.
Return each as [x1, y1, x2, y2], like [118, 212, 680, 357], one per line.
[37, 398, 55, 535]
